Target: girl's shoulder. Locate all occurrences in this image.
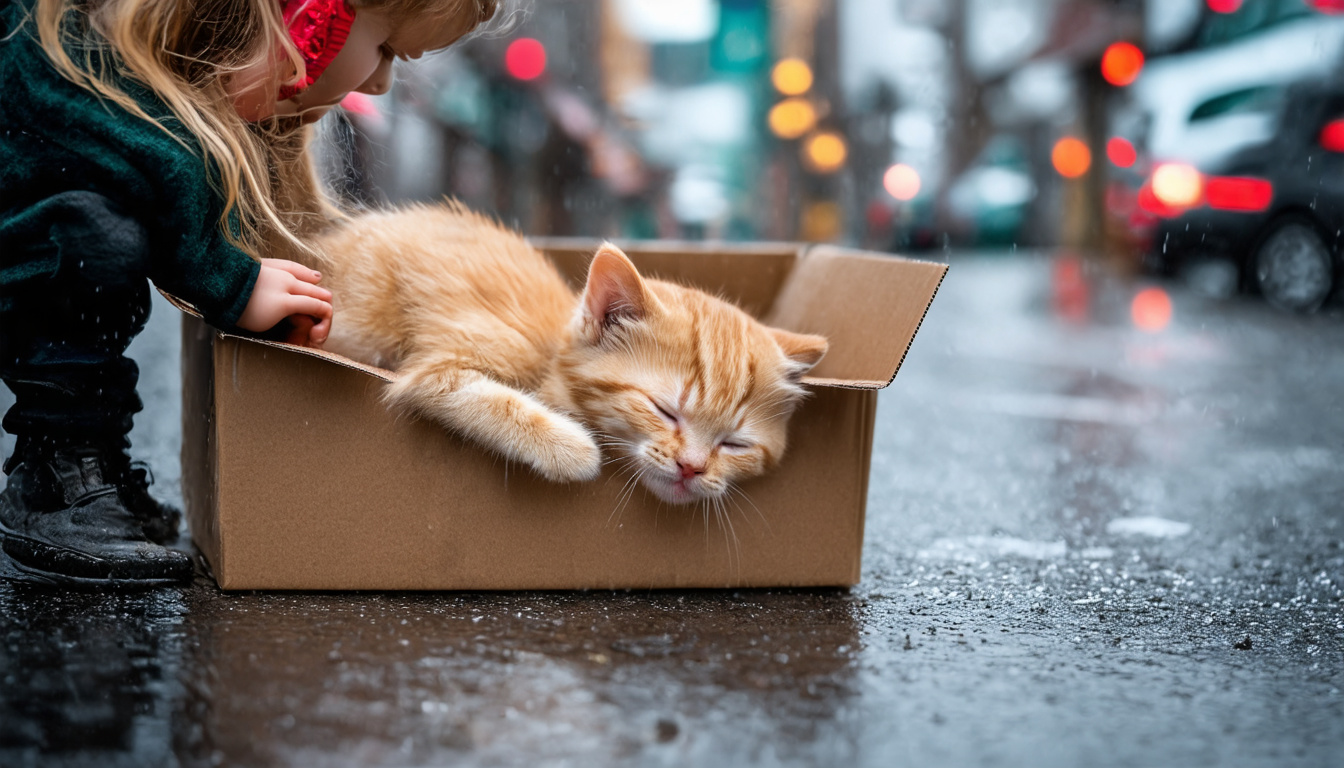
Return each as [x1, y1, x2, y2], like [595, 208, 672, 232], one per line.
[0, 12, 203, 185]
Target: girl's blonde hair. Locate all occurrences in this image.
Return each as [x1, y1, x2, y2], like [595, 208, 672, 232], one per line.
[30, 0, 498, 260]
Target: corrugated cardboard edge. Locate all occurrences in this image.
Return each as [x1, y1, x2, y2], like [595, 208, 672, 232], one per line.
[218, 335, 398, 382]
[854, 389, 878, 584]
[860, 252, 948, 389]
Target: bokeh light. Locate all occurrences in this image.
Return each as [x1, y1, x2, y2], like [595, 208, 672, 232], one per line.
[803, 132, 847, 173]
[771, 58, 813, 96]
[801, 200, 842, 241]
[1106, 137, 1137, 168]
[768, 98, 817, 139]
[1101, 42, 1144, 86]
[1052, 137, 1091, 178]
[1151, 163, 1203, 208]
[1319, 119, 1344, 152]
[1207, 0, 1243, 13]
[505, 38, 547, 81]
[883, 164, 921, 201]
[1131, 287, 1172, 332]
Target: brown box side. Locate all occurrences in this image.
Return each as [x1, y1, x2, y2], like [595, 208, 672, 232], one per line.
[180, 315, 221, 572]
[205, 336, 869, 590]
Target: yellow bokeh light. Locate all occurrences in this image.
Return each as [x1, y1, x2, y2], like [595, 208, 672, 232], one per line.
[768, 98, 816, 139]
[772, 58, 813, 96]
[801, 201, 842, 242]
[803, 132, 847, 173]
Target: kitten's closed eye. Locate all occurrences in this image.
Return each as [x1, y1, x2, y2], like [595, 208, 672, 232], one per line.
[649, 398, 679, 427]
[719, 440, 751, 452]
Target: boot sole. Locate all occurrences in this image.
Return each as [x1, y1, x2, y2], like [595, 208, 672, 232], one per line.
[0, 521, 193, 588]
[0, 549, 186, 588]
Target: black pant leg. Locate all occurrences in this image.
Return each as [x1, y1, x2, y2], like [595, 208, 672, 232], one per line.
[0, 192, 152, 446]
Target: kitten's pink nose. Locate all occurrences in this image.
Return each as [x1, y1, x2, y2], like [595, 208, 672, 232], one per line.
[676, 461, 704, 479]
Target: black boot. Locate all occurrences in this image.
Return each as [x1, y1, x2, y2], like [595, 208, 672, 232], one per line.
[112, 459, 183, 545]
[0, 441, 192, 586]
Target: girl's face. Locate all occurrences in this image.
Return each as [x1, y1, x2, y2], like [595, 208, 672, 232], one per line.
[229, 10, 474, 123]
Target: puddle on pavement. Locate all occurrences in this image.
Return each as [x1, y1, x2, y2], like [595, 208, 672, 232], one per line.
[1, 580, 865, 766]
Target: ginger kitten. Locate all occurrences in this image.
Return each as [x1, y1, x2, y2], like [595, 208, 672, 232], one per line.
[310, 202, 827, 505]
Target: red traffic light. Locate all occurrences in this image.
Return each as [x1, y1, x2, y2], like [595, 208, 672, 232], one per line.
[1101, 42, 1144, 86]
[505, 38, 546, 81]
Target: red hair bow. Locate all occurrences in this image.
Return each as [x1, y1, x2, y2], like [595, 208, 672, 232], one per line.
[277, 0, 357, 101]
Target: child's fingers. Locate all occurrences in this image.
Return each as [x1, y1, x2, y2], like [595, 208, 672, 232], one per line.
[309, 313, 331, 346]
[287, 295, 333, 322]
[291, 279, 333, 302]
[263, 258, 324, 285]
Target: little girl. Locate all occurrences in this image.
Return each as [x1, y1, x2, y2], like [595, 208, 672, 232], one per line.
[0, 0, 496, 586]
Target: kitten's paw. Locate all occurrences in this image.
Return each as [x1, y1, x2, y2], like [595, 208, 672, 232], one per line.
[529, 415, 602, 483]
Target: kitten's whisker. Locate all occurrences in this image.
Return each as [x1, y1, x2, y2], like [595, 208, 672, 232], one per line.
[706, 494, 739, 576]
[703, 500, 714, 553]
[600, 460, 630, 490]
[607, 466, 644, 527]
[614, 466, 649, 526]
[728, 482, 770, 535]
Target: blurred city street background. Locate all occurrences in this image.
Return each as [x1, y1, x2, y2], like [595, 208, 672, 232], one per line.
[4, 0, 1344, 765]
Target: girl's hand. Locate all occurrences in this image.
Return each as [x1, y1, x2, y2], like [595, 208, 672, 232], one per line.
[237, 259, 333, 347]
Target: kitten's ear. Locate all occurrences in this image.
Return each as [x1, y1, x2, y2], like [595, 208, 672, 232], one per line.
[769, 328, 828, 382]
[580, 243, 649, 341]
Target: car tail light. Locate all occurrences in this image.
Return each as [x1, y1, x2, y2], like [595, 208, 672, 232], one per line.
[1320, 119, 1344, 152]
[1137, 181, 1185, 218]
[1205, 177, 1273, 211]
[1139, 164, 1273, 217]
[1150, 163, 1203, 208]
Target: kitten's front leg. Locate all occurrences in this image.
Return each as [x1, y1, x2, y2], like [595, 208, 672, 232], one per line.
[385, 363, 602, 483]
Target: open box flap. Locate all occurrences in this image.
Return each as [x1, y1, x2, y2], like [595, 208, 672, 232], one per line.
[194, 243, 945, 392]
[765, 246, 947, 390]
[218, 334, 398, 382]
[531, 237, 801, 321]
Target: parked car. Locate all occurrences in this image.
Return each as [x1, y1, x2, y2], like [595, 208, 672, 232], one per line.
[1140, 83, 1344, 312]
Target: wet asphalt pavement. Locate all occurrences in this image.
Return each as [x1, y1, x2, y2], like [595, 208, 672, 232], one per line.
[1, 251, 1342, 767]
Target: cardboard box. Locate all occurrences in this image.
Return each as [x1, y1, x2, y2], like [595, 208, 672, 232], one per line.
[182, 240, 946, 590]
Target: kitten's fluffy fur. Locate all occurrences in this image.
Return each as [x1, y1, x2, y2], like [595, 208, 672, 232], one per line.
[311, 203, 827, 504]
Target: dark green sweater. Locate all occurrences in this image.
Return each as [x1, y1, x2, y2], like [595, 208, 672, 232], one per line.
[0, 2, 260, 328]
